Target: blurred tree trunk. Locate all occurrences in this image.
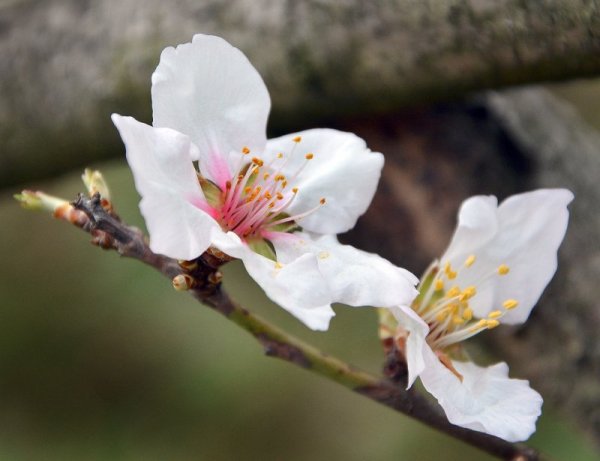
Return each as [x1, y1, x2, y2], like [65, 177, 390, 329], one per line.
[343, 87, 600, 447]
[2, 0, 600, 188]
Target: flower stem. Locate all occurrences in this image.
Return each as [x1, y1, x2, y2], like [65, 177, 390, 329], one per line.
[22, 191, 542, 461]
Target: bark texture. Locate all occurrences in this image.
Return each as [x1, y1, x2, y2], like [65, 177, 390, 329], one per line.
[2, 0, 600, 187]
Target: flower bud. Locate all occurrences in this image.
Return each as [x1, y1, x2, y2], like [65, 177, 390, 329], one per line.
[82, 168, 110, 200]
[172, 274, 196, 291]
[14, 190, 68, 213]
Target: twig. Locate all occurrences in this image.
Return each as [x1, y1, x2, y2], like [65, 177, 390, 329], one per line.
[63, 193, 540, 460]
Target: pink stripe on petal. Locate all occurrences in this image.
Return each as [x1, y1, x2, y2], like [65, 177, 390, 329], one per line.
[207, 152, 232, 190]
[188, 195, 219, 219]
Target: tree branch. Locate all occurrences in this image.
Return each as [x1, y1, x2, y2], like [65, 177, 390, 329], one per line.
[41, 191, 541, 460]
[3, 0, 600, 188]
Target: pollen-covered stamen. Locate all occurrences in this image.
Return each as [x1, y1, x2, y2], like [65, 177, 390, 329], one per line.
[216, 139, 328, 240]
[412, 257, 522, 352]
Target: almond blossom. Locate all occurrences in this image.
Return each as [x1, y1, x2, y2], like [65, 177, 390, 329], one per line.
[112, 34, 418, 331]
[387, 189, 573, 441]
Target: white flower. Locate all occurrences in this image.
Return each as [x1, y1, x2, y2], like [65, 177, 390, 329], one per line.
[390, 189, 573, 442]
[111, 34, 418, 331]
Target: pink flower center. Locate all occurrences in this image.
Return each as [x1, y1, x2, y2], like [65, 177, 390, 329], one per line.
[213, 137, 325, 240]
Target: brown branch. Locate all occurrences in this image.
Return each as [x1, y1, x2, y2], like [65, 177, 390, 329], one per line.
[60, 192, 541, 460]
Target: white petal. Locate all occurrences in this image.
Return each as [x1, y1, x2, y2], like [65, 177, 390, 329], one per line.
[112, 114, 219, 260]
[490, 189, 573, 323]
[389, 305, 429, 388]
[211, 231, 335, 331]
[419, 348, 543, 442]
[263, 129, 384, 234]
[443, 189, 573, 323]
[152, 34, 270, 188]
[271, 232, 418, 308]
[441, 195, 499, 263]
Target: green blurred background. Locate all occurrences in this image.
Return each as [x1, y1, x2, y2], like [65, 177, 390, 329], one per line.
[3, 81, 600, 460]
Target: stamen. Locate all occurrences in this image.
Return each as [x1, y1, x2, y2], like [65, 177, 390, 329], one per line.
[242, 147, 250, 154]
[436, 310, 449, 323]
[277, 152, 283, 159]
[486, 319, 500, 329]
[459, 286, 477, 301]
[488, 310, 503, 319]
[446, 286, 460, 298]
[305, 153, 314, 160]
[444, 262, 457, 280]
[452, 315, 465, 325]
[498, 264, 510, 275]
[462, 307, 473, 321]
[464, 254, 476, 267]
[503, 299, 519, 310]
[434, 279, 444, 291]
[293, 136, 302, 143]
[469, 319, 487, 333]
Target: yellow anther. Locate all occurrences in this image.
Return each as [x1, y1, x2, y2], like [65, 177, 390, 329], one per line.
[268, 202, 275, 208]
[293, 136, 302, 143]
[281, 180, 288, 188]
[252, 167, 260, 175]
[320, 198, 326, 205]
[459, 286, 477, 301]
[274, 174, 285, 181]
[263, 173, 270, 180]
[277, 152, 283, 159]
[252, 157, 264, 167]
[292, 187, 299, 194]
[436, 311, 449, 323]
[488, 310, 503, 319]
[242, 146, 250, 154]
[452, 315, 465, 325]
[502, 299, 519, 310]
[264, 192, 272, 200]
[274, 261, 283, 269]
[469, 319, 487, 332]
[462, 307, 473, 321]
[464, 255, 476, 267]
[486, 319, 500, 329]
[444, 262, 457, 280]
[244, 186, 252, 194]
[276, 192, 284, 200]
[305, 153, 314, 160]
[498, 264, 510, 275]
[434, 279, 444, 291]
[446, 286, 461, 298]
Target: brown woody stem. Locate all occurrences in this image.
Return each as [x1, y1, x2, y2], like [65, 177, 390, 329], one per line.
[59, 192, 540, 460]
